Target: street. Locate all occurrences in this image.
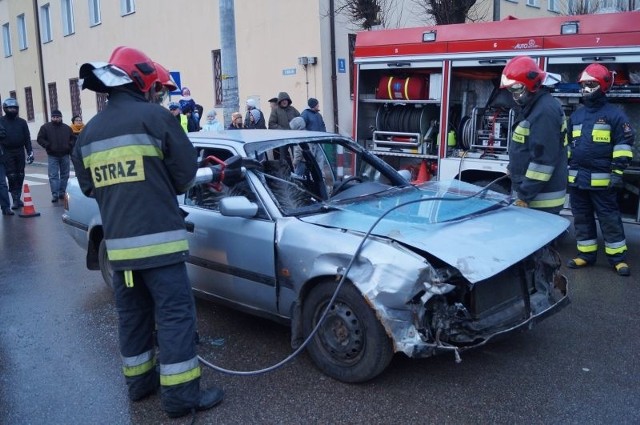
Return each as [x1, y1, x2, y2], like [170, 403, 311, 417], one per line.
[0, 160, 639, 425]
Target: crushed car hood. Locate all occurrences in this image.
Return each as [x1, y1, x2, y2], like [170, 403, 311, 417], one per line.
[302, 181, 570, 283]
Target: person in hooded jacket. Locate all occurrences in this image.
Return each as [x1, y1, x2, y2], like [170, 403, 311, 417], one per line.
[268, 92, 300, 129]
[566, 63, 635, 277]
[243, 99, 266, 129]
[0, 98, 33, 210]
[37, 109, 75, 202]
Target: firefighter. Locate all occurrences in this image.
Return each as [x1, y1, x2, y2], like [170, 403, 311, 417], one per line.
[72, 46, 242, 418]
[566, 63, 634, 277]
[0, 98, 34, 209]
[500, 56, 568, 214]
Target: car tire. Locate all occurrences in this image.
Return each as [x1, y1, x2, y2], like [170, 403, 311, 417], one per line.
[302, 281, 394, 383]
[98, 239, 114, 291]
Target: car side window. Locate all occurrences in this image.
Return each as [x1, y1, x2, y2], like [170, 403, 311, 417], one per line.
[185, 147, 267, 218]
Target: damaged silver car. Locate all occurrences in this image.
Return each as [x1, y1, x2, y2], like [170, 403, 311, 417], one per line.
[63, 130, 570, 383]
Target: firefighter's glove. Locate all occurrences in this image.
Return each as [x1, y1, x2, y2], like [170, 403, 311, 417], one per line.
[608, 173, 624, 190]
[26, 151, 35, 165]
[513, 199, 528, 208]
[221, 155, 243, 187]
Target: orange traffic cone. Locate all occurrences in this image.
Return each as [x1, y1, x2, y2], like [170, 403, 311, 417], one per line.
[411, 160, 430, 184]
[18, 184, 41, 218]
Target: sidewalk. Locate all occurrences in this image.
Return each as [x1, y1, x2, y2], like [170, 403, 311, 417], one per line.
[31, 145, 48, 167]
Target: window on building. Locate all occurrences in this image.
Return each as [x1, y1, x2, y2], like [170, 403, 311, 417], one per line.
[96, 93, 108, 112]
[48, 82, 59, 112]
[17, 14, 28, 50]
[212, 49, 222, 106]
[24, 87, 34, 122]
[70, 78, 82, 117]
[40, 4, 52, 43]
[2, 23, 12, 57]
[61, 0, 75, 36]
[526, 0, 539, 7]
[120, 0, 136, 16]
[89, 0, 101, 26]
[348, 33, 356, 98]
[548, 0, 559, 12]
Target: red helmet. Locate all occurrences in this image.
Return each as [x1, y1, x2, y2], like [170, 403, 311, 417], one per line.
[108, 46, 158, 93]
[578, 63, 613, 94]
[500, 56, 546, 93]
[154, 62, 177, 92]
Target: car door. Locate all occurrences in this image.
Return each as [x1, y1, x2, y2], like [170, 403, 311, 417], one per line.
[183, 147, 278, 315]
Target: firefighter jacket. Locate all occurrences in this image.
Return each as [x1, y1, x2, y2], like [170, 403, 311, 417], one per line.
[508, 89, 568, 212]
[567, 93, 635, 189]
[72, 88, 198, 271]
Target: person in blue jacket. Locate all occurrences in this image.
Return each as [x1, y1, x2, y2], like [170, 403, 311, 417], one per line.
[301, 98, 326, 132]
[566, 63, 635, 276]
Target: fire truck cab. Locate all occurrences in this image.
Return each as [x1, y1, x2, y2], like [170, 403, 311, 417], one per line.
[353, 11, 640, 223]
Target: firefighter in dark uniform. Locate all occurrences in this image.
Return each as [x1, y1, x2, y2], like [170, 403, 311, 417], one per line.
[0, 98, 34, 209]
[566, 63, 634, 277]
[500, 56, 568, 214]
[72, 46, 242, 418]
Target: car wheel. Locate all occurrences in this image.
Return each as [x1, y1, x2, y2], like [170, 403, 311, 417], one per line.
[302, 281, 394, 383]
[98, 239, 114, 291]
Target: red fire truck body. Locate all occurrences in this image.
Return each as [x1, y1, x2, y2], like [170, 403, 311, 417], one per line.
[353, 11, 640, 223]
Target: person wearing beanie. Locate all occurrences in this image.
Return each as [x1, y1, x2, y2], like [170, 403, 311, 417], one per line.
[268, 91, 300, 129]
[301, 97, 326, 132]
[244, 98, 266, 129]
[268, 97, 278, 112]
[36, 109, 75, 202]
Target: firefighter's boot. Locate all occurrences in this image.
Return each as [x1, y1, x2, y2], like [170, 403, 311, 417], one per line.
[614, 262, 630, 277]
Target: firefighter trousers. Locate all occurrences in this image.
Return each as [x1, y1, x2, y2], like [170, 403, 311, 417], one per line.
[113, 262, 202, 412]
[569, 186, 627, 265]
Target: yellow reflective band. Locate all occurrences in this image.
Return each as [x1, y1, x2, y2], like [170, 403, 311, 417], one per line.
[83, 144, 162, 169]
[591, 178, 609, 187]
[525, 170, 551, 181]
[613, 150, 633, 159]
[108, 239, 189, 262]
[160, 365, 201, 386]
[605, 245, 627, 255]
[591, 129, 610, 143]
[123, 357, 155, 377]
[529, 197, 565, 208]
[404, 78, 411, 99]
[572, 130, 581, 138]
[568, 175, 576, 183]
[124, 270, 134, 288]
[577, 244, 598, 253]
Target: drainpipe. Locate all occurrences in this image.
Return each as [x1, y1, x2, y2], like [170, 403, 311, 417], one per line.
[33, 0, 48, 121]
[329, 0, 339, 134]
[493, 0, 500, 21]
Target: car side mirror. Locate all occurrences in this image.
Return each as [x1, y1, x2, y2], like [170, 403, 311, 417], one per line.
[219, 196, 258, 218]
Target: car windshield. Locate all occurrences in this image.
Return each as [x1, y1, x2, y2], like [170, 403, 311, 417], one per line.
[244, 136, 509, 219]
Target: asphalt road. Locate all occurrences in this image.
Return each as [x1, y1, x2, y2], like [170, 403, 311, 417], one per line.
[0, 164, 638, 425]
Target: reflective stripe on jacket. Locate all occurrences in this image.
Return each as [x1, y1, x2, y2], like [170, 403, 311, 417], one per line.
[567, 95, 635, 190]
[72, 89, 198, 271]
[508, 89, 568, 212]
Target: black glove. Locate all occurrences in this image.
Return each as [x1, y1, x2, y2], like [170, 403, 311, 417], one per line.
[26, 151, 35, 165]
[609, 173, 624, 190]
[221, 155, 243, 187]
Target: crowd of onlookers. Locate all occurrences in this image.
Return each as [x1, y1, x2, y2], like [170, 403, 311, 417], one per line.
[166, 87, 326, 133]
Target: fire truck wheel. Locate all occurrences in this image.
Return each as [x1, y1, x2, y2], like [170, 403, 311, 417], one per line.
[302, 280, 394, 383]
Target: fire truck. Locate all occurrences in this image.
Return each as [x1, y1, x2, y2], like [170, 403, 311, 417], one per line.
[352, 11, 640, 223]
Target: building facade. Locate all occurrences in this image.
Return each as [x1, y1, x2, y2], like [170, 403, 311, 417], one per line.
[1, 0, 592, 137]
